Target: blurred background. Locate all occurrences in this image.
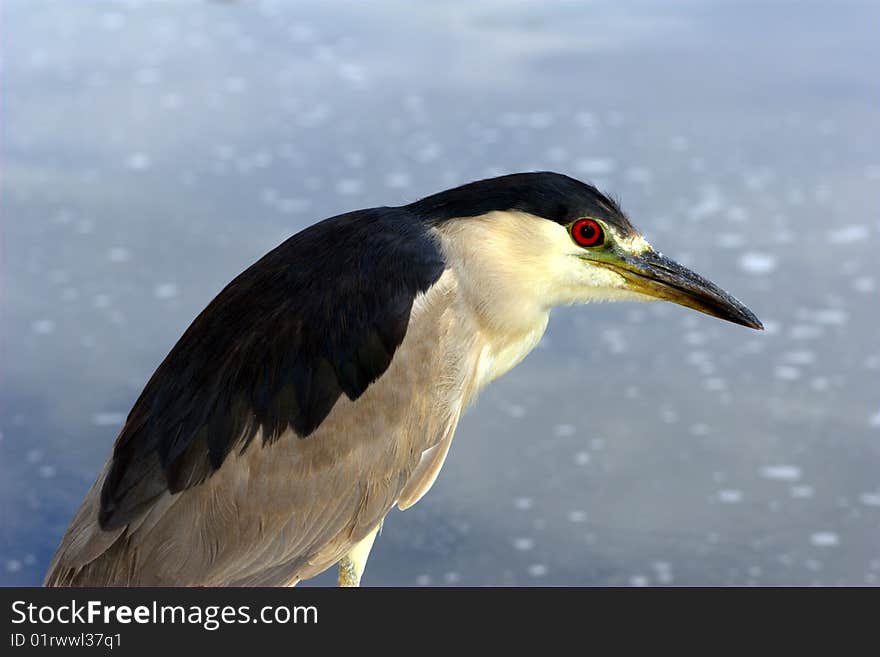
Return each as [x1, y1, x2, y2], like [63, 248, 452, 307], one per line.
[2, 0, 878, 586]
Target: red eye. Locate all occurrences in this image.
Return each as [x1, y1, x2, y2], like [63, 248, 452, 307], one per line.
[571, 218, 604, 247]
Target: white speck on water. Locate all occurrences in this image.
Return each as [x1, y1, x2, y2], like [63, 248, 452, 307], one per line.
[704, 377, 726, 391]
[859, 492, 880, 507]
[629, 575, 649, 587]
[761, 465, 801, 482]
[809, 308, 848, 326]
[101, 12, 125, 31]
[39, 465, 56, 478]
[739, 251, 777, 275]
[783, 350, 815, 365]
[684, 331, 706, 346]
[154, 283, 178, 299]
[625, 166, 653, 184]
[567, 510, 588, 523]
[385, 172, 412, 189]
[774, 365, 801, 381]
[670, 135, 689, 151]
[553, 423, 576, 437]
[48, 269, 70, 285]
[443, 572, 460, 584]
[601, 328, 627, 354]
[717, 233, 745, 248]
[852, 277, 875, 293]
[224, 77, 247, 94]
[688, 185, 723, 220]
[810, 377, 830, 391]
[774, 229, 795, 245]
[505, 404, 526, 419]
[804, 558, 823, 572]
[810, 532, 840, 548]
[336, 179, 363, 195]
[545, 146, 567, 163]
[260, 188, 280, 205]
[337, 62, 367, 86]
[32, 319, 55, 335]
[126, 153, 151, 171]
[279, 198, 310, 214]
[790, 324, 823, 340]
[651, 562, 672, 584]
[415, 574, 432, 586]
[725, 206, 747, 223]
[53, 209, 73, 225]
[288, 23, 316, 43]
[690, 423, 710, 436]
[135, 67, 161, 85]
[813, 183, 834, 203]
[830, 225, 870, 244]
[790, 485, 814, 499]
[161, 93, 182, 111]
[514, 497, 533, 511]
[718, 489, 743, 504]
[512, 537, 535, 551]
[108, 247, 130, 263]
[92, 412, 125, 427]
[574, 157, 616, 176]
[415, 143, 441, 163]
[868, 410, 880, 428]
[527, 563, 548, 577]
[786, 188, 805, 205]
[574, 111, 597, 129]
[6, 560, 22, 573]
[574, 451, 591, 466]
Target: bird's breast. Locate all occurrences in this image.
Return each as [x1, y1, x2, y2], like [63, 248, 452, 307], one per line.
[472, 313, 550, 392]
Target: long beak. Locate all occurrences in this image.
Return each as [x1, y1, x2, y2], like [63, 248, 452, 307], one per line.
[598, 250, 763, 330]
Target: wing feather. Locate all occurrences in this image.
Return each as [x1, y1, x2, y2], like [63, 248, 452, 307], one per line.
[98, 207, 445, 529]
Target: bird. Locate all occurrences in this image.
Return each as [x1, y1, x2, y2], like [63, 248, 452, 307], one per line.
[45, 171, 762, 587]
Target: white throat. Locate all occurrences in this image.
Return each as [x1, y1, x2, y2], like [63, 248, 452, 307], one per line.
[431, 208, 650, 390]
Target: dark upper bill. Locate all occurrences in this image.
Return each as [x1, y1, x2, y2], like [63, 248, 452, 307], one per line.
[598, 250, 764, 330]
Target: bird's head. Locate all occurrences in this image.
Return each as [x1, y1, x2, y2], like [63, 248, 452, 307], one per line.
[413, 172, 763, 332]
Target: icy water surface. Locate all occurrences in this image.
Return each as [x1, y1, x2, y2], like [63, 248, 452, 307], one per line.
[2, 1, 879, 586]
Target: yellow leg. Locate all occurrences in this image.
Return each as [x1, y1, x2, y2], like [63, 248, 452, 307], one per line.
[337, 526, 379, 587]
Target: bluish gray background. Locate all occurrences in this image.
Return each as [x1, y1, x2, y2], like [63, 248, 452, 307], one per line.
[2, 0, 878, 586]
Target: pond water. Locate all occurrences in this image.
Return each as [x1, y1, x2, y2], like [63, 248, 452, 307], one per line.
[2, 0, 878, 586]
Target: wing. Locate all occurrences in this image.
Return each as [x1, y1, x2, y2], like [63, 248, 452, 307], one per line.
[99, 206, 446, 530]
[47, 266, 469, 586]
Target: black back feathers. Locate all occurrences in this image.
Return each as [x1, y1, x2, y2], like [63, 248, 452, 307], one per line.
[99, 206, 445, 529]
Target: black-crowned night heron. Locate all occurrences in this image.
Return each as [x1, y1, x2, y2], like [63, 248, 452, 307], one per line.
[45, 172, 761, 587]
